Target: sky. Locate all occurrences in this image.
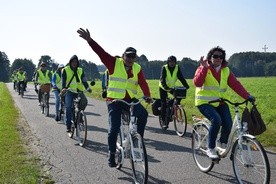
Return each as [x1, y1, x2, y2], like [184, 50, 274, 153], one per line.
[1, 0, 275, 66]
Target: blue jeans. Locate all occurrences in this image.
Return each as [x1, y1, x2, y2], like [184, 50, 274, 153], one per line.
[197, 103, 232, 149]
[107, 99, 148, 153]
[53, 90, 60, 116]
[65, 91, 78, 129]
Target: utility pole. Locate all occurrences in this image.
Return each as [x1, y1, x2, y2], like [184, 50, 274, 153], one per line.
[262, 45, 268, 52]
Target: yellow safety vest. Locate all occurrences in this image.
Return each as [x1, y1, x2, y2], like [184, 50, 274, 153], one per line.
[64, 66, 85, 93]
[17, 72, 26, 81]
[53, 72, 62, 90]
[107, 58, 141, 99]
[37, 70, 50, 84]
[195, 67, 230, 107]
[159, 64, 178, 90]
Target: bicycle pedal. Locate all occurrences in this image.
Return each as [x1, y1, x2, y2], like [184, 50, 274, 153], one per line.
[212, 158, 220, 164]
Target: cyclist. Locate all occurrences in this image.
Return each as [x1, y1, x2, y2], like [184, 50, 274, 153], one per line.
[35, 62, 52, 106]
[52, 64, 65, 121]
[159, 56, 190, 128]
[11, 70, 18, 90]
[32, 68, 39, 94]
[77, 28, 152, 168]
[193, 46, 255, 159]
[61, 55, 91, 133]
[16, 67, 26, 95]
[101, 69, 109, 98]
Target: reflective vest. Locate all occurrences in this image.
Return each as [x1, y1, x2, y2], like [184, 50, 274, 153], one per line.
[53, 72, 62, 90]
[195, 67, 230, 107]
[64, 66, 85, 93]
[17, 72, 26, 81]
[159, 64, 178, 90]
[37, 70, 50, 84]
[107, 58, 141, 99]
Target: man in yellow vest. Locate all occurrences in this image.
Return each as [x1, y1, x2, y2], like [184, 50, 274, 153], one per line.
[35, 62, 52, 106]
[159, 56, 190, 128]
[77, 28, 152, 167]
[16, 67, 26, 95]
[52, 64, 64, 121]
[61, 55, 91, 133]
[193, 46, 255, 159]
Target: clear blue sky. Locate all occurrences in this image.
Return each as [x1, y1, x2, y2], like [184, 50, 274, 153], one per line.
[1, 0, 275, 66]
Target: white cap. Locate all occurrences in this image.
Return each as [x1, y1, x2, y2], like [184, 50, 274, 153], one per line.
[58, 64, 64, 68]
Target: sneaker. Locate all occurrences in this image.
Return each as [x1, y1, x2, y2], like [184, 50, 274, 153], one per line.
[108, 153, 117, 168]
[206, 148, 219, 159]
[38, 103, 42, 106]
[55, 115, 60, 122]
[66, 128, 71, 133]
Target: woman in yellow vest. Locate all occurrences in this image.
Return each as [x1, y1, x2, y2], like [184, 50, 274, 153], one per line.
[193, 46, 255, 159]
[61, 55, 91, 133]
[77, 28, 152, 168]
[159, 56, 190, 128]
[35, 62, 52, 106]
[52, 64, 64, 121]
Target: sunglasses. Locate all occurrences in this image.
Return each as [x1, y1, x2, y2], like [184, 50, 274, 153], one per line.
[212, 54, 224, 59]
[41, 65, 46, 67]
[126, 53, 136, 59]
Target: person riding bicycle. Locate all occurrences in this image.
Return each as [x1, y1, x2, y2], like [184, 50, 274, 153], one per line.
[159, 56, 190, 128]
[35, 62, 52, 106]
[52, 64, 65, 121]
[101, 69, 109, 98]
[11, 70, 18, 90]
[77, 28, 152, 168]
[16, 67, 26, 95]
[61, 55, 92, 133]
[193, 46, 255, 159]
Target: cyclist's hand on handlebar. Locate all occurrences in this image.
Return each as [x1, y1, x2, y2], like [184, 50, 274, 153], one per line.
[87, 87, 92, 93]
[247, 95, 255, 102]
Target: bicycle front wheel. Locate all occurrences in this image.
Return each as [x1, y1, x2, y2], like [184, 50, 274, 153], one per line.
[76, 111, 87, 147]
[173, 105, 187, 137]
[191, 123, 214, 172]
[130, 133, 148, 184]
[232, 137, 270, 184]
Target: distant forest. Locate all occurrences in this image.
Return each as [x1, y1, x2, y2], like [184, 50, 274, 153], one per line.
[1, 51, 276, 82]
[98, 52, 276, 79]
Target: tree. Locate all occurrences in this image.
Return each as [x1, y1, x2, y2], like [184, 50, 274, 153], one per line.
[0, 51, 10, 82]
[11, 58, 36, 82]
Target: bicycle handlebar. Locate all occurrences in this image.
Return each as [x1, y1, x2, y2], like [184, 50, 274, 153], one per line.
[111, 98, 146, 106]
[208, 98, 254, 106]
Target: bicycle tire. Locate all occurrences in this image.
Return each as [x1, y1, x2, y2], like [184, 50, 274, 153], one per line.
[173, 105, 187, 137]
[231, 137, 270, 184]
[45, 94, 49, 117]
[76, 111, 87, 147]
[20, 84, 24, 98]
[191, 123, 214, 172]
[130, 133, 148, 184]
[158, 115, 168, 131]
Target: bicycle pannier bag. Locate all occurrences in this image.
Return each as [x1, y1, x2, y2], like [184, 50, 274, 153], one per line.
[173, 88, 187, 99]
[242, 106, 254, 134]
[152, 99, 161, 116]
[78, 93, 88, 110]
[250, 105, 266, 135]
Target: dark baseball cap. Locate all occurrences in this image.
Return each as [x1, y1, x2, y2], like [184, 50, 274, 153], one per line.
[124, 47, 137, 55]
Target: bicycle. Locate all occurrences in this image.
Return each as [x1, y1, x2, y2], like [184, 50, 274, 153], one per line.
[18, 81, 25, 98]
[58, 93, 65, 122]
[191, 98, 270, 184]
[62, 90, 88, 147]
[40, 83, 51, 117]
[114, 98, 148, 184]
[158, 86, 187, 137]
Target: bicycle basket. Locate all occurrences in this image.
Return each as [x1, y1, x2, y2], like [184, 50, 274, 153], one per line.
[152, 98, 161, 116]
[78, 93, 88, 110]
[40, 84, 51, 93]
[173, 87, 187, 99]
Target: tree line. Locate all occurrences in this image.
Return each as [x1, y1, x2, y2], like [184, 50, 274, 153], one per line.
[1, 51, 276, 82]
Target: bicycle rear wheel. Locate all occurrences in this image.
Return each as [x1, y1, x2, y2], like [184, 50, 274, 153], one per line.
[191, 123, 214, 172]
[45, 94, 49, 117]
[76, 111, 87, 147]
[231, 137, 270, 184]
[130, 133, 148, 184]
[173, 105, 187, 137]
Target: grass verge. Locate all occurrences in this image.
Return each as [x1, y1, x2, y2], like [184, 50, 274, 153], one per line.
[0, 82, 54, 183]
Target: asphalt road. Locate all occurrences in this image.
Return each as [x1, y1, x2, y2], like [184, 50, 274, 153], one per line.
[7, 83, 275, 184]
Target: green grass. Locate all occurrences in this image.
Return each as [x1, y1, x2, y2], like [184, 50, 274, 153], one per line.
[0, 83, 53, 183]
[87, 77, 276, 147]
